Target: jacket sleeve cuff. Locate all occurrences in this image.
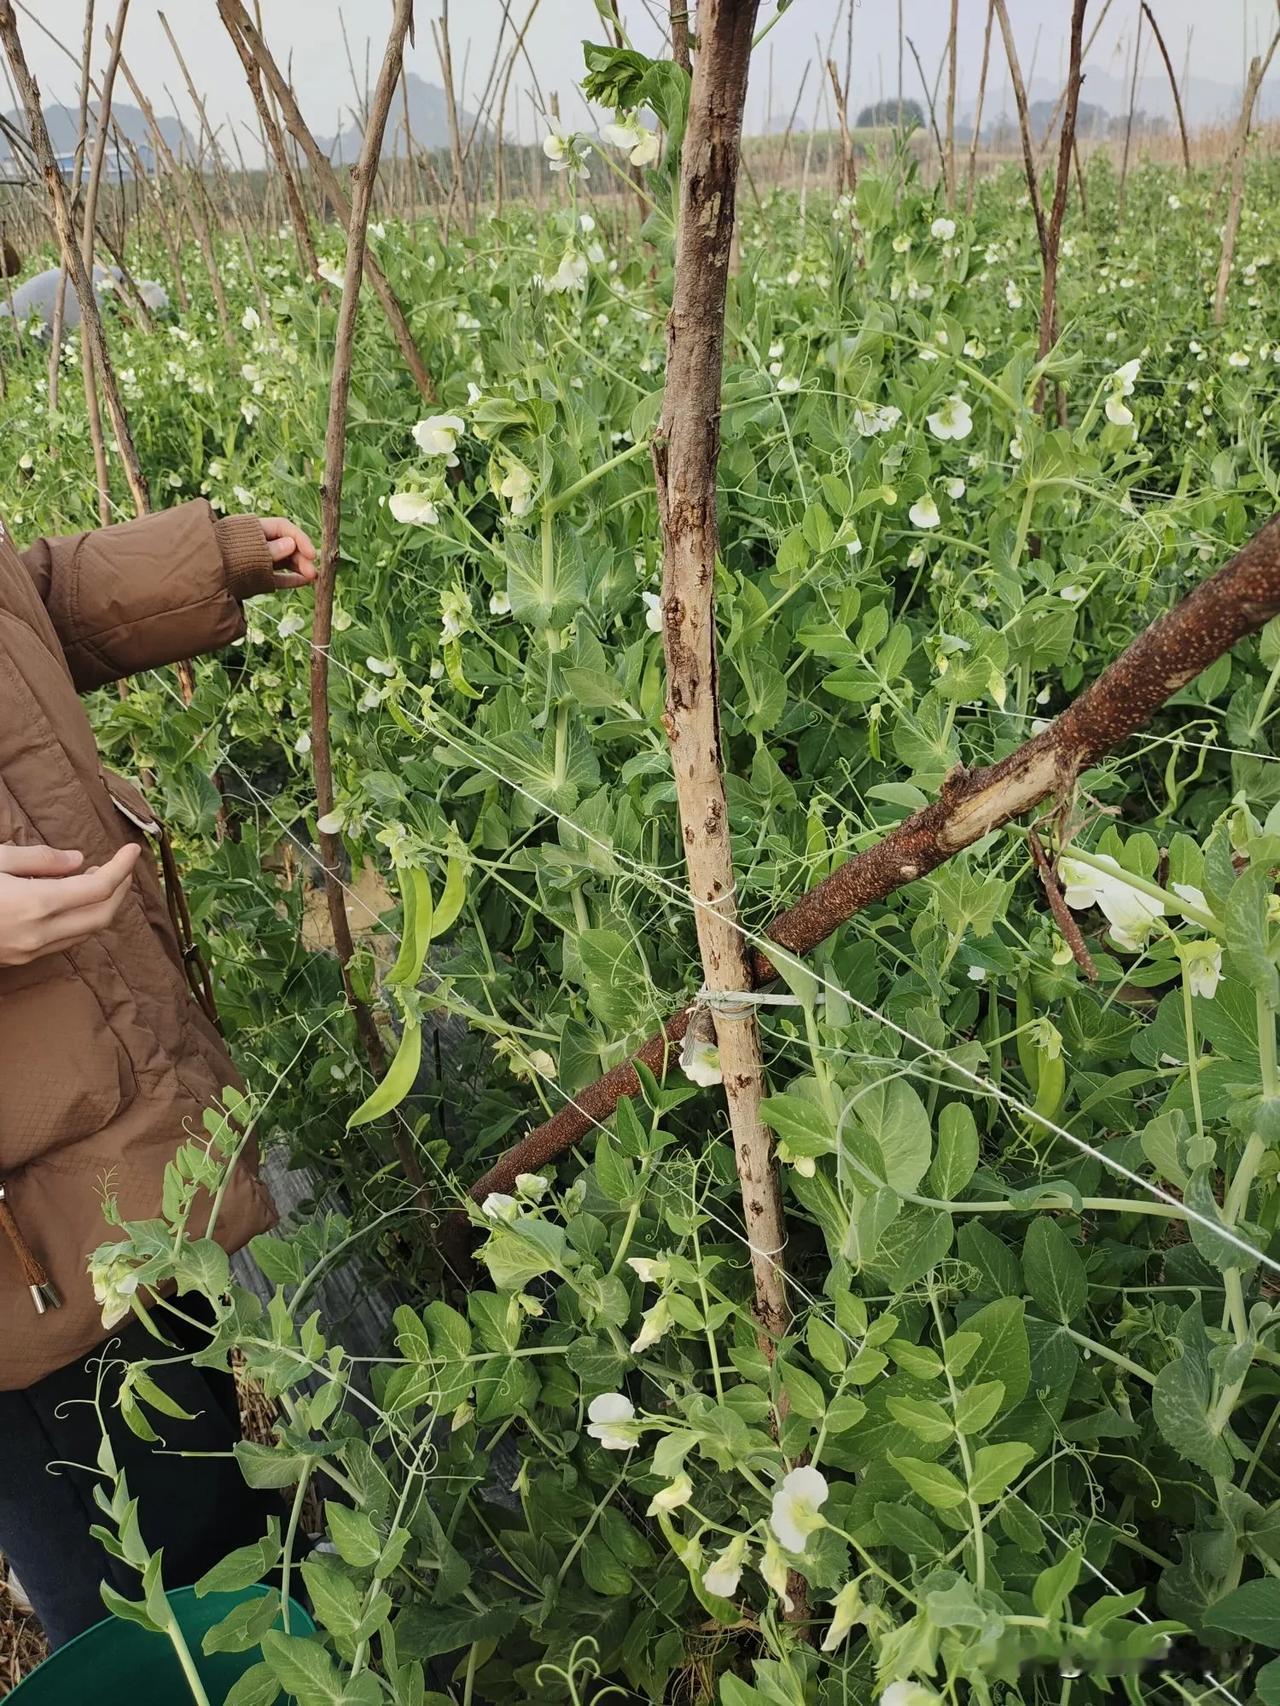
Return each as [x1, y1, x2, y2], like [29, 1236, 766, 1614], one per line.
[214, 514, 276, 603]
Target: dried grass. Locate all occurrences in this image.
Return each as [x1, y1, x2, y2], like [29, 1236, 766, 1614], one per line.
[0, 1558, 47, 1697]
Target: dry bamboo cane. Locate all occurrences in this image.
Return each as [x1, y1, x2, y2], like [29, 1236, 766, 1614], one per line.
[650, 0, 787, 1349]
[826, 58, 855, 197]
[465, 512, 1280, 1208]
[1116, 3, 1143, 229]
[47, 0, 94, 418]
[311, 0, 429, 1206]
[217, 0, 439, 405]
[0, 0, 148, 519]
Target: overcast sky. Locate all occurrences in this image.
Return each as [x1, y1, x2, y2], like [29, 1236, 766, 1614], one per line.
[15, 0, 1280, 147]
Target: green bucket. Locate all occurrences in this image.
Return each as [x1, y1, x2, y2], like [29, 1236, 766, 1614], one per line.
[8, 1585, 315, 1704]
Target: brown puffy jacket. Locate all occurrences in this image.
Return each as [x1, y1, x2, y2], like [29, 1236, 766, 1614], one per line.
[0, 500, 278, 1388]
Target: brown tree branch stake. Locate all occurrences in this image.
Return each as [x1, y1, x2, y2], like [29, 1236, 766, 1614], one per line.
[1035, 0, 1086, 422]
[965, 0, 995, 216]
[217, 0, 438, 405]
[992, 0, 1048, 265]
[905, 34, 947, 196]
[0, 0, 148, 521]
[1028, 830, 1097, 981]
[310, 0, 427, 1205]
[1213, 30, 1280, 326]
[1033, 0, 1115, 171]
[465, 514, 1280, 1207]
[671, 0, 691, 75]
[650, 0, 788, 1352]
[47, 0, 94, 419]
[113, 46, 233, 347]
[1140, 1, 1190, 177]
[825, 58, 856, 198]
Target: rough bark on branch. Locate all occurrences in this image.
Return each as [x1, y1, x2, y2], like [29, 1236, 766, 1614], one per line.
[651, 0, 786, 1348]
[466, 514, 1280, 1203]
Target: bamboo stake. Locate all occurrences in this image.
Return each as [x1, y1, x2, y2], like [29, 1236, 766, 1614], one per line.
[649, 0, 787, 1349]
[0, 0, 148, 518]
[311, 0, 428, 1202]
[465, 513, 1280, 1209]
[217, 0, 439, 404]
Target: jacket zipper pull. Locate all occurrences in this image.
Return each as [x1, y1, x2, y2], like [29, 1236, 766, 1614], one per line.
[0, 1184, 62, 1313]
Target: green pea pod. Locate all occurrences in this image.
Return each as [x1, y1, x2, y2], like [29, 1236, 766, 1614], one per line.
[386, 868, 433, 989]
[1031, 1049, 1066, 1124]
[430, 849, 467, 940]
[346, 1019, 422, 1130]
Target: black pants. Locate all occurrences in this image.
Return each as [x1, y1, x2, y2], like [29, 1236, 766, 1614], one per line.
[0, 1302, 278, 1649]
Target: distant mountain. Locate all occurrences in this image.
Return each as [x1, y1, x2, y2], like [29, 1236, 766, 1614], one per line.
[0, 100, 187, 162]
[318, 71, 479, 162]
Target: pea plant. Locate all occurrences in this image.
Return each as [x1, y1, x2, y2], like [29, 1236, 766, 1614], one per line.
[5, 2, 1280, 1702]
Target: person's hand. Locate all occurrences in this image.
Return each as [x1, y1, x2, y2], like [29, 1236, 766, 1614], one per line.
[258, 517, 318, 589]
[0, 843, 141, 967]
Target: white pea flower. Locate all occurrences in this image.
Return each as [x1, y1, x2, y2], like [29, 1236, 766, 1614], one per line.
[294, 731, 312, 756]
[514, 1172, 549, 1201]
[413, 414, 466, 464]
[630, 1295, 674, 1354]
[768, 340, 785, 359]
[278, 612, 305, 639]
[579, 212, 596, 233]
[241, 305, 260, 330]
[647, 1473, 693, 1516]
[845, 533, 863, 556]
[702, 1535, 749, 1600]
[499, 460, 535, 517]
[944, 476, 966, 499]
[466, 380, 485, 405]
[853, 403, 901, 438]
[642, 590, 664, 633]
[770, 1465, 829, 1553]
[316, 808, 345, 835]
[821, 1580, 864, 1652]
[881, 1687, 943, 1706]
[317, 261, 345, 288]
[546, 248, 589, 293]
[927, 394, 973, 441]
[891, 232, 912, 253]
[18, 452, 33, 470]
[603, 111, 660, 167]
[777, 374, 802, 393]
[366, 656, 396, 677]
[489, 589, 512, 617]
[967, 965, 988, 982]
[681, 1037, 722, 1087]
[542, 128, 591, 179]
[930, 216, 956, 240]
[1228, 350, 1250, 369]
[909, 492, 941, 529]
[1059, 852, 1164, 951]
[1181, 939, 1223, 999]
[1168, 193, 1182, 210]
[1009, 434, 1025, 461]
[1005, 278, 1023, 309]
[626, 1256, 671, 1284]
[963, 335, 987, 357]
[585, 1392, 638, 1450]
[481, 1191, 520, 1223]
[1172, 881, 1209, 915]
[1058, 584, 1087, 603]
[89, 1249, 140, 1330]
[440, 584, 471, 643]
[388, 491, 439, 526]
[759, 1539, 793, 1610]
